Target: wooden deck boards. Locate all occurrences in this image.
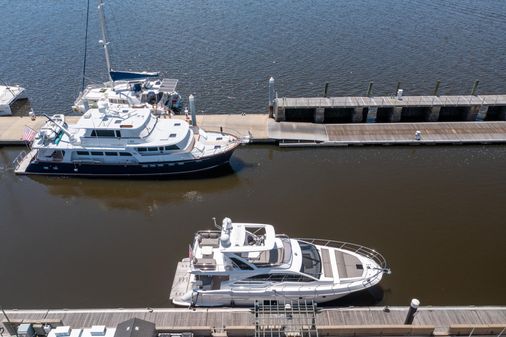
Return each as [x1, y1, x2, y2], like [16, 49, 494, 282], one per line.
[3, 307, 505, 331]
[278, 95, 506, 108]
[169, 259, 191, 302]
[322, 122, 506, 144]
[1, 115, 506, 147]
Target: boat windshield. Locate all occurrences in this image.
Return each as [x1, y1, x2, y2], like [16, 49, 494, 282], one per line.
[298, 241, 321, 279]
[246, 238, 292, 268]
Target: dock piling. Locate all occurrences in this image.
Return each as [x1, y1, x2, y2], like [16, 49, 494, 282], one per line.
[471, 80, 480, 96]
[395, 82, 401, 95]
[366, 81, 374, 97]
[433, 80, 441, 96]
[189, 94, 197, 127]
[404, 299, 420, 325]
[268, 77, 275, 116]
[323, 82, 329, 98]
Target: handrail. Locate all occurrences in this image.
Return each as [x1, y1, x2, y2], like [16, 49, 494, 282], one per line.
[296, 238, 389, 270]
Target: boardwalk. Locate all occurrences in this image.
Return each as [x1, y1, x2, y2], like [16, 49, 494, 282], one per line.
[1, 115, 506, 147]
[269, 120, 506, 146]
[276, 95, 506, 109]
[2, 306, 506, 336]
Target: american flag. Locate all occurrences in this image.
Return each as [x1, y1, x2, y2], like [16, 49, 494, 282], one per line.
[188, 244, 193, 260]
[22, 126, 37, 142]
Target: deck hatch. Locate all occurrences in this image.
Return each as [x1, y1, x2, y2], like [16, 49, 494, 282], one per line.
[321, 248, 333, 278]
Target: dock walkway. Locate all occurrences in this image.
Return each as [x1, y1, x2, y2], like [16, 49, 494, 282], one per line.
[2, 306, 506, 336]
[1, 115, 506, 147]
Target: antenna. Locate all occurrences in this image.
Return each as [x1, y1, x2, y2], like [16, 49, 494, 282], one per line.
[97, 0, 112, 82]
[212, 217, 220, 229]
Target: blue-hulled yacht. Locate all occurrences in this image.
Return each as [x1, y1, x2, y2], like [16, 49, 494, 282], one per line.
[14, 103, 241, 177]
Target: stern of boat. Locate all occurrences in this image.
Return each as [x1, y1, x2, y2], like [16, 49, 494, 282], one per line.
[170, 258, 193, 306]
[13, 149, 37, 175]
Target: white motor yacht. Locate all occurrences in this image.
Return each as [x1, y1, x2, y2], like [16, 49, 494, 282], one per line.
[14, 103, 241, 177]
[170, 218, 390, 307]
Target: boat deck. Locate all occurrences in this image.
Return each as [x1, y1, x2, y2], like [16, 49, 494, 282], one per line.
[13, 149, 36, 174]
[169, 259, 191, 302]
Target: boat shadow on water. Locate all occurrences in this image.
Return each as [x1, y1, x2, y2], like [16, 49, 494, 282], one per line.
[319, 285, 385, 307]
[26, 160, 246, 210]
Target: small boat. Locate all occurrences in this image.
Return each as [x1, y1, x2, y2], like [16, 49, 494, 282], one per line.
[170, 218, 390, 307]
[14, 103, 242, 177]
[0, 84, 27, 116]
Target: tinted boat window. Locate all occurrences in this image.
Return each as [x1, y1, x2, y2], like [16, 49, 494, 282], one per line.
[91, 130, 115, 137]
[230, 257, 253, 270]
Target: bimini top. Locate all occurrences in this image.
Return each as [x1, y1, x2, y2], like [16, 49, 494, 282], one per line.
[109, 70, 159, 82]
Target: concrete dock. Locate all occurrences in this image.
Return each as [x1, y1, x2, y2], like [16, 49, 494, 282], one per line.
[1, 114, 506, 147]
[2, 306, 505, 337]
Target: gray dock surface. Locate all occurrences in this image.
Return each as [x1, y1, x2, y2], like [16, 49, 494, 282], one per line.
[276, 95, 506, 108]
[2, 306, 506, 336]
[1, 115, 506, 146]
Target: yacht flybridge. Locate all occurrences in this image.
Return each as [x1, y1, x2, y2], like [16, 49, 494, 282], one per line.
[14, 103, 241, 177]
[170, 218, 390, 307]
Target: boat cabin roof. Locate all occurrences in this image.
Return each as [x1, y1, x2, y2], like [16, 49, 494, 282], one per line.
[77, 105, 151, 130]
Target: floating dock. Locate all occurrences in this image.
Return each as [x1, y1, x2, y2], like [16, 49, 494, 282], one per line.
[2, 306, 505, 337]
[1, 115, 506, 147]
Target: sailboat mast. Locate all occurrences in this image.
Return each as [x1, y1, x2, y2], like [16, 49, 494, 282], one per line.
[97, 0, 112, 82]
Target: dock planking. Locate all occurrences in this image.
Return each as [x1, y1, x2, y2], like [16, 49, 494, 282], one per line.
[277, 95, 506, 108]
[1, 115, 506, 147]
[2, 306, 505, 335]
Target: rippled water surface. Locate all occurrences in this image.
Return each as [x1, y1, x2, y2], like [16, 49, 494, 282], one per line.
[0, 0, 505, 308]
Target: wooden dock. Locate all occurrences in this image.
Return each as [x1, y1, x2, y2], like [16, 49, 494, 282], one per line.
[273, 94, 506, 123]
[2, 306, 505, 336]
[1, 115, 506, 147]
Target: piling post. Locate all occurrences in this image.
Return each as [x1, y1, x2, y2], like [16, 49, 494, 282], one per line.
[189, 94, 197, 127]
[471, 80, 480, 96]
[268, 77, 275, 116]
[433, 80, 441, 96]
[395, 82, 401, 95]
[323, 82, 329, 98]
[404, 299, 420, 325]
[367, 81, 374, 97]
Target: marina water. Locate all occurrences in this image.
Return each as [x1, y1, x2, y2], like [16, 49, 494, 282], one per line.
[0, 0, 505, 308]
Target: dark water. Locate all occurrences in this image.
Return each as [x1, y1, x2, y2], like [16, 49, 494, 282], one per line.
[1, 145, 506, 308]
[0, 0, 506, 308]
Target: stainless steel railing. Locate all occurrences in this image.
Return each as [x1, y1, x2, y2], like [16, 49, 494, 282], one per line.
[297, 238, 389, 270]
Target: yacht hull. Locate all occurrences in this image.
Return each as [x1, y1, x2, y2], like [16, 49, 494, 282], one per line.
[20, 146, 238, 177]
[173, 277, 383, 307]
